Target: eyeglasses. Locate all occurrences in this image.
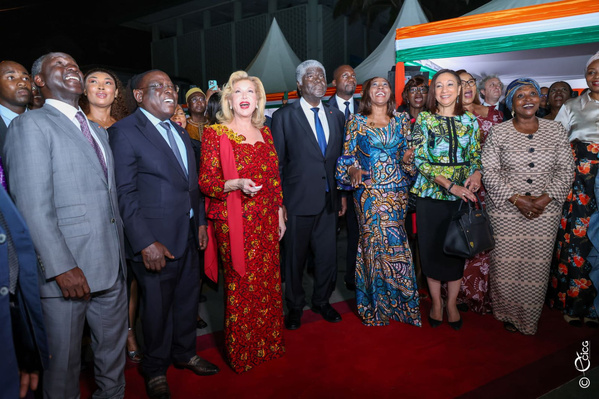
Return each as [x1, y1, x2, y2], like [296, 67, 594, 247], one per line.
[409, 86, 428, 94]
[549, 87, 570, 94]
[461, 79, 477, 87]
[138, 83, 180, 93]
[540, 94, 548, 98]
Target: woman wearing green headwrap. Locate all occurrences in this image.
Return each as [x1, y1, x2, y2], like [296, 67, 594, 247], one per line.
[482, 78, 574, 335]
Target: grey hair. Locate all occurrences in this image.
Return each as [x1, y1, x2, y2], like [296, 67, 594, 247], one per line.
[586, 50, 599, 71]
[477, 74, 504, 99]
[296, 60, 326, 84]
[31, 52, 72, 77]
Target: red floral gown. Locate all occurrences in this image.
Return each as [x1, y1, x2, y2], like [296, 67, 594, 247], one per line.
[199, 124, 285, 373]
[456, 106, 503, 314]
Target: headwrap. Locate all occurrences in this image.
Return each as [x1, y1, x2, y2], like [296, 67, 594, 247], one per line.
[185, 87, 205, 104]
[586, 50, 599, 70]
[504, 78, 541, 112]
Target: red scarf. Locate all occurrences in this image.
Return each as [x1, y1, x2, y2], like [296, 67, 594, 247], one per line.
[204, 133, 246, 282]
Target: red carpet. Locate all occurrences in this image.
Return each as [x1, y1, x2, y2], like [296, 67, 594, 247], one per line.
[80, 299, 598, 398]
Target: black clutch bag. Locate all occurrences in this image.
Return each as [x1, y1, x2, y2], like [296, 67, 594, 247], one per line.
[443, 194, 495, 258]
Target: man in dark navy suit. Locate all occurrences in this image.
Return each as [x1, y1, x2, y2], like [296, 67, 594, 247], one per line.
[0, 186, 48, 399]
[328, 64, 360, 291]
[328, 65, 359, 119]
[109, 70, 218, 399]
[272, 60, 346, 330]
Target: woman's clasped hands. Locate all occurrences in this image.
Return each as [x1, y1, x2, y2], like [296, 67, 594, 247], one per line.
[513, 193, 551, 220]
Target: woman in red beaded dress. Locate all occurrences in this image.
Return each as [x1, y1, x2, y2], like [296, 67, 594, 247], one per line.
[199, 71, 286, 373]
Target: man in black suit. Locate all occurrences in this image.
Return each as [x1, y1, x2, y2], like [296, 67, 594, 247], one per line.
[328, 64, 360, 291]
[271, 60, 346, 330]
[109, 70, 218, 399]
[328, 64, 359, 119]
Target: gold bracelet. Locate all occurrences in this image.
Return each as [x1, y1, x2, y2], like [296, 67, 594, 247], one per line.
[512, 193, 520, 205]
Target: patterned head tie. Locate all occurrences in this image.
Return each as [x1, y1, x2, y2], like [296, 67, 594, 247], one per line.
[504, 78, 541, 112]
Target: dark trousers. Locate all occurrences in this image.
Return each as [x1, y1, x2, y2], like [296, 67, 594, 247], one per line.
[132, 223, 200, 378]
[284, 197, 338, 310]
[344, 194, 359, 286]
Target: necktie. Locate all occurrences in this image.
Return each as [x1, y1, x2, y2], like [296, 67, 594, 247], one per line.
[310, 107, 327, 156]
[310, 107, 329, 192]
[0, 210, 18, 294]
[75, 112, 107, 178]
[344, 101, 351, 121]
[159, 121, 187, 177]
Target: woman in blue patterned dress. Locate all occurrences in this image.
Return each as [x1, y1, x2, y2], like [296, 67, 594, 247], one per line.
[336, 77, 421, 327]
[411, 69, 482, 331]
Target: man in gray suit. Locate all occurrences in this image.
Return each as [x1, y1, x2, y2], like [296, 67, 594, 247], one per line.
[3, 52, 127, 399]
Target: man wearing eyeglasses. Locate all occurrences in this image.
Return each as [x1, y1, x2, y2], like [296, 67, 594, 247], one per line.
[109, 70, 218, 399]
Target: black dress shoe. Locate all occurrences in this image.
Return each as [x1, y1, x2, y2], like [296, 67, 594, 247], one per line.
[196, 317, 208, 329]
[427, 313, 442, 328]
[449, 316, 463, 331]
[312, 303, 342, 323]
[174, 355, 219, 376]
[457, 303, 469, 312]
[145, 375, 171, 399]
[285, 309, 303, 330]
[503, 322, 518, 333]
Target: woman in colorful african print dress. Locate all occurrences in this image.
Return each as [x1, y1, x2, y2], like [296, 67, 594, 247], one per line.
[336, 77, 421, 327]
[411, 69, 482, 331]
[199, 71, 286, 373]
[483, 78, 574, 335]
[547, 52, 599, 328]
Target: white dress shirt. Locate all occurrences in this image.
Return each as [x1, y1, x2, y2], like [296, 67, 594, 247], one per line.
[300, 97, 330, 143]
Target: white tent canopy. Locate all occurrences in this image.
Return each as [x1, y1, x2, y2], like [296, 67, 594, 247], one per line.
[246, 18, 301, 94]
[354, 0, 428, 84]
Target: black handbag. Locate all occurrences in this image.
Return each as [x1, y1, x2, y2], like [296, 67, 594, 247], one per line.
[407, 189, 418, 214]
[443, 194, 495, 258]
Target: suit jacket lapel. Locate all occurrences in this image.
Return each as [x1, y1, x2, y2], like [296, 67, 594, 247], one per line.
[134, 109, 188, 181]
[45, 106, 108, 184]
[292, 101, 324, 157]
[323, 105, 340, 158]
[174, 123, 195, 186]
